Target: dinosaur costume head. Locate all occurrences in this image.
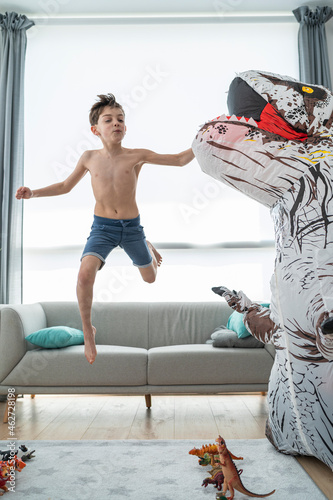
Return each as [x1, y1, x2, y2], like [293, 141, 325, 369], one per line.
[228, 71, 333, 135]
[192, 70, 333, 470]
[193, 70, 333, 208]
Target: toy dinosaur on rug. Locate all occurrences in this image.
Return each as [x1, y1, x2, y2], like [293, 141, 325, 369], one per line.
[0, 445, 35, 463]
[17, 445, 35, 463]
[189, 441, 244, 494]
[0, 444, 35, 495]
[0, 463, 9, 496]
[215, 435, 275, 500]
[189, 443, 243, 467]
[202, 464, 225, 491]
[0, 453, 26, 473]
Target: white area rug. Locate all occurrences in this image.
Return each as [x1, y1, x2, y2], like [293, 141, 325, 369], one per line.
[0, 439, 325, 499]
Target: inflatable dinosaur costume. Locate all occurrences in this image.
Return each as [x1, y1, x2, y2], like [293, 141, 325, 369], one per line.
[192, 70, 333, 470]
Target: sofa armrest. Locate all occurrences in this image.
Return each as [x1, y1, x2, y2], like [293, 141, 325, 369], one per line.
[0, 303, 47, 383]
[264, 343, 276, 359]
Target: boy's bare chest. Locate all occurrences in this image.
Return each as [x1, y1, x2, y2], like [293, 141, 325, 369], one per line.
[89, 158, 138, 186]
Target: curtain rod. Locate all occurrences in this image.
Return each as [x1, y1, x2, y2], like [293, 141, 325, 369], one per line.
[30, 12, 296, 25]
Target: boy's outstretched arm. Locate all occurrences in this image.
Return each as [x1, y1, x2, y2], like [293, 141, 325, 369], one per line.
[16, 153, 88, 200]
[139, 148, 194, 167]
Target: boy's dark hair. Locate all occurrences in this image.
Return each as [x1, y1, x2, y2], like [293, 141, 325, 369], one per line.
[89, 93, 125, 126]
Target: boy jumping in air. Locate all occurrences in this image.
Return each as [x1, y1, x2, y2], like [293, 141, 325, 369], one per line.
[16, 94, 194, 364]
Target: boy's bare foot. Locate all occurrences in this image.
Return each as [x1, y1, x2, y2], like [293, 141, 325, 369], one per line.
[84, 326, 97, 364]
[147, 241, 162, 266]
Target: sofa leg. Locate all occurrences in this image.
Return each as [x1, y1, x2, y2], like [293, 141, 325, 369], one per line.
[145, 394, 152, 409]
[3, 394, 17, 424]
[31, 394, 35, 399]
[261, 391, 266, 396]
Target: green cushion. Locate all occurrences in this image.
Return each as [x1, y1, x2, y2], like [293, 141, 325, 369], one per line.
[227, 311, 251, 338]
[25, 326, 84, 349]
[227, 304, 270, 339]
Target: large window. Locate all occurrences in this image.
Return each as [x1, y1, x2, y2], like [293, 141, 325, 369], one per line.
[23, 20, 298, 303]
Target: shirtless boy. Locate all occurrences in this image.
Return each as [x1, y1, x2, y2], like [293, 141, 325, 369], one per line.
[16, 93, 194, 364]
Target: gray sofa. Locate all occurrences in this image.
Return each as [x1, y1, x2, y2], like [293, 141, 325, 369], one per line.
[0, 301, 275, 422]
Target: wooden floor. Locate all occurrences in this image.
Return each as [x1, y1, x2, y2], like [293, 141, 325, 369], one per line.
[1, 393, 332, 498]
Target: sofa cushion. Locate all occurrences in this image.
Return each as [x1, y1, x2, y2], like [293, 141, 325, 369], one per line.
[40, 302, 150, 349]
[147, 302, 233, 347]
[209, 328, 264, 348]
[148, 344, 272, 385]
[2, 346, 148, 387]
[25, 327, 84, 349]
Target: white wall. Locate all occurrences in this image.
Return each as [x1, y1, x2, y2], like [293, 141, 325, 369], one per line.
[23, 20, 299, 302]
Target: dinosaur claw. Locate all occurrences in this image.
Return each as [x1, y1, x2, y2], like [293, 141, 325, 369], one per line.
[212, 286, 231, 297]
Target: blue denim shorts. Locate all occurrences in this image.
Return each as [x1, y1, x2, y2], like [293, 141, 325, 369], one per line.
[81, 214, 153, 270]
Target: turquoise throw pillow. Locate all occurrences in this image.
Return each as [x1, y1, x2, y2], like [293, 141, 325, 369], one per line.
[227, 304, 270, 339]
[25, 326, 84, 348]
[227, 311, 250, 338]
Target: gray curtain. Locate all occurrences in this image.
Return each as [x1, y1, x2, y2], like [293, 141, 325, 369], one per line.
[0, 12, 34, 304]
[293, 6, 333, 89]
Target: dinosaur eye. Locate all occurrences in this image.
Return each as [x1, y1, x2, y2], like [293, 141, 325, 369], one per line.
[302, 86, 314, 94]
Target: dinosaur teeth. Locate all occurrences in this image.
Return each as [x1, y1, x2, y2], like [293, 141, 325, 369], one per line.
[201, 114, 258, 127]
[248, 117, 258, 126]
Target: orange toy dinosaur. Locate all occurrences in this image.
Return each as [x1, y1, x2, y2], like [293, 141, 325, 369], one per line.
[0, 463, 10, 496]
[189, 443, 243, 466]
[216, 436, 275, 500]
[189, 444, 219, 466]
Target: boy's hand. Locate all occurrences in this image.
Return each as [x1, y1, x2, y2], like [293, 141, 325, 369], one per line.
[16, 186, 33, 200]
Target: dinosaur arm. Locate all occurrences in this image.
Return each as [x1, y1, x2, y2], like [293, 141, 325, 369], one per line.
[212, 287, 278, 343]
[244, 305, 279, 344]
